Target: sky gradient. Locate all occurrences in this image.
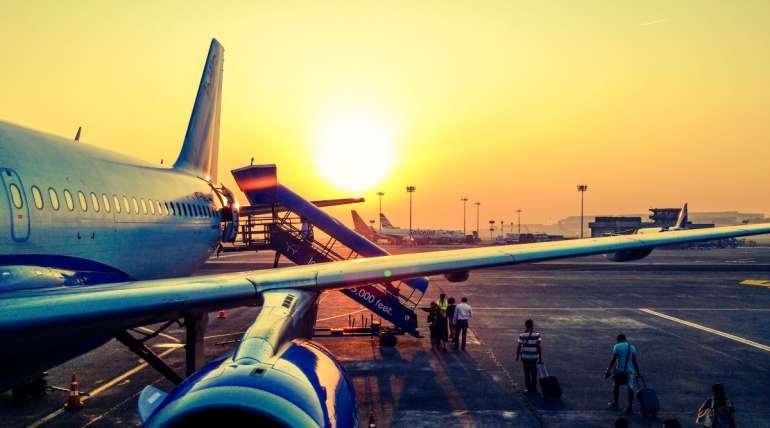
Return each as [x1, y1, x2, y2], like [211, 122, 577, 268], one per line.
[2, 1, 769, 232]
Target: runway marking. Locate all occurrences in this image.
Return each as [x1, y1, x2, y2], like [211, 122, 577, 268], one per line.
[137, 326, 181, 343]
[741, 279, 770, 288]
[639, 308, 770, 353]
[27, 347, 179, 428]
[317, 308, 367, 322]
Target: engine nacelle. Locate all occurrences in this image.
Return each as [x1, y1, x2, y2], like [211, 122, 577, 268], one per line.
[444, 271, 470, 283]
[141, 339, 357, 428]
[606, 247, 653, 262]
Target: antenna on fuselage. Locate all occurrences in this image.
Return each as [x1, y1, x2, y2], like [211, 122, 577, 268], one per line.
[74, 127, 82, 142]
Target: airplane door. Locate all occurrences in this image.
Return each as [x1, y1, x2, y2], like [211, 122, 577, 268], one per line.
[1, 168, 31, 242]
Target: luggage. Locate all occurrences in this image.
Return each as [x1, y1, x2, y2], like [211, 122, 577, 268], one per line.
[636, 377, 660, 417]
[537, 363, 562, 401]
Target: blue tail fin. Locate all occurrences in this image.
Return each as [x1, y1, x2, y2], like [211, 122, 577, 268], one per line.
[174, 39, 224, 182]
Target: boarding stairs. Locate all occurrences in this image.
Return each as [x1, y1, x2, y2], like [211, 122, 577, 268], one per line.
[227, 165, 428, 337]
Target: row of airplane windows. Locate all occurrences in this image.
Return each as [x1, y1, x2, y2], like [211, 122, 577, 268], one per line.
[7, 183, 217, 219]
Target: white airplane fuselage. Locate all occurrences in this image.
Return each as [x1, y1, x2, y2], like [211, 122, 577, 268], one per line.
[0, 121, 221, 282]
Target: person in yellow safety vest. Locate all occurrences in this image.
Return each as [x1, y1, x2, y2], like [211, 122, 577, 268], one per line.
[435, 293, 448, 317]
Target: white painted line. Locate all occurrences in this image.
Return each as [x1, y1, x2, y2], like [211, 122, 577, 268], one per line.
[639, 308, 770, 353]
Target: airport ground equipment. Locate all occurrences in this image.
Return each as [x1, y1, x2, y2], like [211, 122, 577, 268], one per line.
[228, 164, 429, 338]
[314, 313, 404, 347]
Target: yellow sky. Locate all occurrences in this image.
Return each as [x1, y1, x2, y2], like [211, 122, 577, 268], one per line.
[2, 1, 769, 231]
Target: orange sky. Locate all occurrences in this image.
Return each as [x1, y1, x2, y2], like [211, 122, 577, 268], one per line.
[2, 1, 769, 232]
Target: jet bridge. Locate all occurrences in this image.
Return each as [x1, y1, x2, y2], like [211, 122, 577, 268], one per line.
[228, 165, 428, 338]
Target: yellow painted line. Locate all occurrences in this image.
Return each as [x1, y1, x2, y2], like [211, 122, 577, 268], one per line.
[639, 308, 770, 353]
[137, 326, 181, 343]
[740, 279, 770, 288]
[27, 347, 179, 428]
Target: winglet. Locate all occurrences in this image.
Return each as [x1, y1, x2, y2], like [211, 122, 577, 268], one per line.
[174, 39, 224, 182]
[673, 203, 688, 229]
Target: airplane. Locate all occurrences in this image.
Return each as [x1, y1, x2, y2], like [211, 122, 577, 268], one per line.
[352, 210, 466, 245]
[2, 39, 770, 427]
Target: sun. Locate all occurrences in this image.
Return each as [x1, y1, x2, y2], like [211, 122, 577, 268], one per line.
[314, 111, 396, 192]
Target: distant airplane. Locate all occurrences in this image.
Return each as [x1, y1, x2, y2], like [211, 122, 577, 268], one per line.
[351, 210, 465, 245]
[2, 39, 770, 427]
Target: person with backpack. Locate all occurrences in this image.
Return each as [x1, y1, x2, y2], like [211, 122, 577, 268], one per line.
[515, 319, 542, 393]
[696, 384, 738, 427]
[605, 334, 641, 414]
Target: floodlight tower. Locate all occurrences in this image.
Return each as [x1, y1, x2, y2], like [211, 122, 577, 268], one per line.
[488, 220, 495, 241]
[461, 197, 469, 236]
[376, 191, 385, 232]
[475, 202, 481, 236]
[577, 184, 588, 238]
[406, 186, 416, 240]
[516, 209, 522, 235]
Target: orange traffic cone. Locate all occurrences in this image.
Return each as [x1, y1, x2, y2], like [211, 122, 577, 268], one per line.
[217, 311, 226, 319]
[64, 373, 83, 411]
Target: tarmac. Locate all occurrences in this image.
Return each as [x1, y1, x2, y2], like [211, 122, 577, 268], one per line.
[2, 246, 770, 427]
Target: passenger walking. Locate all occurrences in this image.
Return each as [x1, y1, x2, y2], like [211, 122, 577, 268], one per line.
[605, 334, 641, 415]
[515, 319, 542, 393]
[452, 297, 472, 350]
[446, 298, 457, 344]
[696, 384, 737, 427]
[427, 302, 440, 350]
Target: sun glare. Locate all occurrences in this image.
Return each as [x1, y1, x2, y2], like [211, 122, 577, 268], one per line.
[315, 111, 395, 192]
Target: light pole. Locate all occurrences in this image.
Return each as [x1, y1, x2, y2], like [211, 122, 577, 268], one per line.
[516, 209, 522, 235]
[500, 220, 504, 238]
[488, 220, 495, 241]
[406, 186, 416, 240]
[461, 197, 468, 236]
[376, 191, 385, 232]
[577, 184, 588, 238]
[475, 202, 481, 236]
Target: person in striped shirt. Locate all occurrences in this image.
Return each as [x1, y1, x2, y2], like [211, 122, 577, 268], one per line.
[515, 319, 543, 393]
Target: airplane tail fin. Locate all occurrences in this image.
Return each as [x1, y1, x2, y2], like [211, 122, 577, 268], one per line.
[674, 203, 688, 229]
[351, 210, 375, 239]
[174, 39, 224, 182]
[380, 213, 395, 228]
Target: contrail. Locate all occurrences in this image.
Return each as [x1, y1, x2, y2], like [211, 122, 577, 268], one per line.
[640, 18, 667, 26]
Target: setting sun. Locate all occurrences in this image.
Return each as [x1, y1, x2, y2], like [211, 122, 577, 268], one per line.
[314, 111, 395, 192]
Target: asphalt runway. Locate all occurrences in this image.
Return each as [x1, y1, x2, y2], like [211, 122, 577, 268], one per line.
[2, 247, 770, 427]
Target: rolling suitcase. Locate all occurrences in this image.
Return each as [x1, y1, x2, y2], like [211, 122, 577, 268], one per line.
[636, 377, 659, 417]
[537, 363, 562, 401]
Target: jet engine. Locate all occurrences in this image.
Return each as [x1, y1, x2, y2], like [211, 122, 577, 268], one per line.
[606, 247, 653, 262]
[444, 270, 470, 283]
[140, 339, 358, 428]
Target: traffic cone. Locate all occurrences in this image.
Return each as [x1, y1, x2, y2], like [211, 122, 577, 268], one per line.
[217, 310, 226, 319]
[64, 373, 83, 411]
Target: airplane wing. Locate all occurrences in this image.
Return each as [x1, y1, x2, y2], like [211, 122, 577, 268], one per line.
[2, 222, 769, 338]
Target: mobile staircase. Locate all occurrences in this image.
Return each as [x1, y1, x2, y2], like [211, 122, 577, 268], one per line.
[226, 165, 428, 339]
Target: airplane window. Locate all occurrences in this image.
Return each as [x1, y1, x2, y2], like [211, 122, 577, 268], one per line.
[31, 186, 43, 209]
[157, 201, 164, 216]
[183, 204, 190, 217]
[9, 184, 23, 209]
[64, 190, 74, 211]
[170, 202, 176, 216]
[148, 199, 155, 215]
[113, 195, 121, 213]
[102, 194, 111, 213]
[131, 197, 139, 214]
[90, 193, 100, 213]
[140, 198, 147, 214]
[48, 188, 60, 211]
[77, 191, 88, 212]
[123, 196, 130, 213]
